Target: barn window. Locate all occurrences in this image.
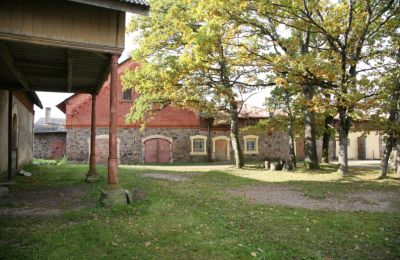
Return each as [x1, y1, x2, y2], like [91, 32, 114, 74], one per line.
[244, 135, 259, 154]
[122, 89, 132, 101]
[190, 135, 207, 155]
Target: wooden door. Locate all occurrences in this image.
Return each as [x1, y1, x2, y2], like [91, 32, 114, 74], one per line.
[358, 136, 366, 160]
[144, 139, 171, 163]
[215, 140, 228, 161]
[50, 140, 65, 159]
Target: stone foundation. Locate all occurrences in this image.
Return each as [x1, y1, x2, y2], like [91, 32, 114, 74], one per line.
[66, 127, 335, 164]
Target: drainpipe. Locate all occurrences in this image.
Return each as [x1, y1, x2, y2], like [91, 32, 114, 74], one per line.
[7, 91, 12, 181]
[207, 118, 214, 162]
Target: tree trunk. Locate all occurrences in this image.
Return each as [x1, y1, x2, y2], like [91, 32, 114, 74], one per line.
[288, 121, 297, 168]
[285, 88, 296, 168]
[322, 115, 334, 163]
[397, 139, 400, 177]
[379, 135, 396, 179]
[338, 108, 351, 175]
[230, 100, 244, 168]
[303, 85, 319, 169]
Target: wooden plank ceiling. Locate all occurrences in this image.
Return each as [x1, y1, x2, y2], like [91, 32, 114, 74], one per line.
[0, 40, 110, 94]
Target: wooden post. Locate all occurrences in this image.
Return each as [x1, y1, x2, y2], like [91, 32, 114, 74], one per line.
[108, 54, 119, 185]
[86, 93, 100, 182]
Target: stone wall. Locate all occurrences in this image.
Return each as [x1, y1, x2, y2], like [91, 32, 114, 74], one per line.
[66, 127, 304, 164]
[34, 133, 66, 159]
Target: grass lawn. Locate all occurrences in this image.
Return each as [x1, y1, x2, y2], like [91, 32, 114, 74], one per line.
[0, 162, 399, 259]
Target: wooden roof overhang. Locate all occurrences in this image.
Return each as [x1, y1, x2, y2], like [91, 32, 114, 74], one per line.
[0, 0, 149, 95]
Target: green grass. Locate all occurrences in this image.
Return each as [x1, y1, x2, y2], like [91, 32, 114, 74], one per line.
[0, 163, 399, 259]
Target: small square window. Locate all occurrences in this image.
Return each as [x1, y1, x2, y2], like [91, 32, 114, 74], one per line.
[193, 138, 205, 153]
[122, 89, 132, 101]
[246, 138, 256, 151]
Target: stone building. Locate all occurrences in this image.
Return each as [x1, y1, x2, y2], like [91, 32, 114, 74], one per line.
[57, 59, 338, 164]
[33, 108, 66, 159]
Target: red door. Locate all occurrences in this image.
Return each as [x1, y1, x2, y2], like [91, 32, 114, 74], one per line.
[50, 140, 65, 159]
[144, 139, 171, 163]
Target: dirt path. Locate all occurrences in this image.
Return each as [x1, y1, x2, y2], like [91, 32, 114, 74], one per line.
[0, 185, 94, 217]
[143, 172, 205, 182]
[229, 185, 400, 212]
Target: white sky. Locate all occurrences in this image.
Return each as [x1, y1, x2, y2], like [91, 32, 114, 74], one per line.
[34, 13, 268, 122]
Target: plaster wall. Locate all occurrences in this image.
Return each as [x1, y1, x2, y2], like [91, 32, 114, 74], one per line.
[0, 91, 9, 179]
[0, 90, 34, 180]
[335, 131, 383, 160]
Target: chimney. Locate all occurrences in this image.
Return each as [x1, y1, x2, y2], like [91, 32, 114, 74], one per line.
[45, 107, 51, 124]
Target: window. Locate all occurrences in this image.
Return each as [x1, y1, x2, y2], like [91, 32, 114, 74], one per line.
[190, 135, 207, 155]
[246, 138, 256, 151]
[122, 89, 132, 101]
[244, 135, 259, 154]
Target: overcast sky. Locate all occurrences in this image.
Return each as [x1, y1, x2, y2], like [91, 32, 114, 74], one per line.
[34, 13, 268, 122]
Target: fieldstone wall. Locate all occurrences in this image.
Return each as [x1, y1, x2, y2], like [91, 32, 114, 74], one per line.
[34, 133, 66, 159]
[66, 127, 335, 164]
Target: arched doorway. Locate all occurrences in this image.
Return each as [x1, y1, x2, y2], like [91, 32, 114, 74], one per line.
[143, 135, 172, 163]
[11, 114, 18, 173]
[212, 136, 230, 162]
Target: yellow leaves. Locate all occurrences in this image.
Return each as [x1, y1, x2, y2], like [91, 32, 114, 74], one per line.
[274, 77, 287, 87]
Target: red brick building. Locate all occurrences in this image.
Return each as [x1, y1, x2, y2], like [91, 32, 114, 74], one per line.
[57, 60, 302, 164]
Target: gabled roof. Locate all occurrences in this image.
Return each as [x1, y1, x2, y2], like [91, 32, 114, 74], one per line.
[239, 104, 268, 118]
[34, 118, 66, 134]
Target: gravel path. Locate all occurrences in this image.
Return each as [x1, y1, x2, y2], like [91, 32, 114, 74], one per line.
[229, 185, 400, 212]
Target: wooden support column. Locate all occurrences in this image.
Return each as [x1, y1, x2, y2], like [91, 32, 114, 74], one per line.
[86, 93, 101, 182]
[108, 54, 119, 185]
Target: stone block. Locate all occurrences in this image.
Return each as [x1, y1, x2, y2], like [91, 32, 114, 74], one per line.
[264, 161, 271, 170]
[128, 188, 147, 203]
[0, 186, 9, 198]
[270, 163, 283, 171]
[100, 188, 129, 207]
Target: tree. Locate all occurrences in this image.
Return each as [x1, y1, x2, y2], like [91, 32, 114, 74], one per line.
[227, 0, 322, 169]
[123, 0, 267, 168]
[377, 46, 400, 178]
[251, 0, 399, 175]
[264, 82, 304, 168]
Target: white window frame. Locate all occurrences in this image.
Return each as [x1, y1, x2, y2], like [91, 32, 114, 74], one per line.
[243, 135, 259, 154]
[190, 135, 207, 155]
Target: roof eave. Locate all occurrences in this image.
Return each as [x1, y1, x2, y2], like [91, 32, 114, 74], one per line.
[66, 0, 150, 15]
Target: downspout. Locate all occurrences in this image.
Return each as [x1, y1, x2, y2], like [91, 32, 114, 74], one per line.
[207, 118, 214, 162]
[7, 91, 12, 181]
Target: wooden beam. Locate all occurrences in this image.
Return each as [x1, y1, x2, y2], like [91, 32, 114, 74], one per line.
[66, 0, 150, 16]
[0, 42, 30, 90]
[0, 33, 124, 55]
[67, 50, 73, 92]
[95, 56, 111, 94]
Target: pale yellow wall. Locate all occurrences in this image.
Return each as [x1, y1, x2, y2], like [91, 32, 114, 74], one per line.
[365, 131, 380, 159]
[335, 131, 382, 160]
